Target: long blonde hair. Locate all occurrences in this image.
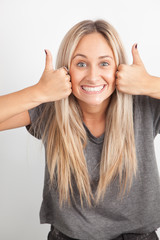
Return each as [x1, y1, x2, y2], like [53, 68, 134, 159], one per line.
[39, 20, 137, 207]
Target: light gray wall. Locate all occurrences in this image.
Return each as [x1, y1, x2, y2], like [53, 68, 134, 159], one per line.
[0, 0, 160, 239]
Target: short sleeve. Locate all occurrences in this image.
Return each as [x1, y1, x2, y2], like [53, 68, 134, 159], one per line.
[148, 97, 160, 135]
[26, 103, 46, 139]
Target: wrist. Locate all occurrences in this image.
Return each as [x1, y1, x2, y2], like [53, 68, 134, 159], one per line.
[31, 83, 48, 104]
[145, 75, 160, 99]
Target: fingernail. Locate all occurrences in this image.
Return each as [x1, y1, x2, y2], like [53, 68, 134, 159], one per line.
[44, 49, 47, 55]
[135, 44, 138, 49]
[63, 66, 69, 73]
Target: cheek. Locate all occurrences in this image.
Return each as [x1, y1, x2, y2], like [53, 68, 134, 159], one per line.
[105, 71, 116, 84]
[70, 70, 83, 86]
[70, 74, 81, 94]
[70, 74, 79, 86]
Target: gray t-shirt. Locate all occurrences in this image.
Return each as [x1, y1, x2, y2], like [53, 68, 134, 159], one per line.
[27, 95, 160, 240]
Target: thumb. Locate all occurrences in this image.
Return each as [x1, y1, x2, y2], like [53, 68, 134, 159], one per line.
[132, 44, 144, 66]
[44, 49, 54, 71]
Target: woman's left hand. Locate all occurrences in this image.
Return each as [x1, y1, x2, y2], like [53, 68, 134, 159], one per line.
[116, 44, 151, 95]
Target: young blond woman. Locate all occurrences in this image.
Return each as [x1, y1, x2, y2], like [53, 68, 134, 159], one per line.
[0, 20, 160, 240]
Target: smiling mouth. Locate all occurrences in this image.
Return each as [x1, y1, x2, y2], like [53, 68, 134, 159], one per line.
[81, 85, 106, 93]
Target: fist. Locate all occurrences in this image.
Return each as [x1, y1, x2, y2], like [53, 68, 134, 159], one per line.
[116, 44, 150, 95]
[36, 50, 72, 103]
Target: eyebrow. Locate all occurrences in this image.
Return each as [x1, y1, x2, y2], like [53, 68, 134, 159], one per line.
[72, 54, 113, 60]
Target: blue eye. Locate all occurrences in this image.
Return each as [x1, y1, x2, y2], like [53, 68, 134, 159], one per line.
[77, 62, 86, 67]
[101, 62, 109, 66]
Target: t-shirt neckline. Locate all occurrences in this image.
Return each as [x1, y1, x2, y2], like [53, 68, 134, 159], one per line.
[83, 122, 104, 144]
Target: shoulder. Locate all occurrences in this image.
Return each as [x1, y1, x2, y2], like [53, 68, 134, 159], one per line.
[133, 95, 160, 136]
[133, 95, 160, 106]
[27, 102, 55, 139]
[133, 95, 160, 115]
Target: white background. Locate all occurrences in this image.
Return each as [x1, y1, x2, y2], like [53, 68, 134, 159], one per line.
[0, 0, 160, 239]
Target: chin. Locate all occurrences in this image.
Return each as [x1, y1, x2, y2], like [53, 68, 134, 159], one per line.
[82, 97, 110, 107]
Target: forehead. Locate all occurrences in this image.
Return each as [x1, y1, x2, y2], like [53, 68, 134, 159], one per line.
[73, 32, 113, 56]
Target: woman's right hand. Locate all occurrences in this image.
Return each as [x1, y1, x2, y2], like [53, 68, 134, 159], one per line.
[35, 49, 72, 103]
[0, 49, 72, 129]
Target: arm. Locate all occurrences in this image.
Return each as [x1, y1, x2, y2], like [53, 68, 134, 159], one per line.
[0, 111, 30, 131]
[0, 86, 41, 124]
[116, 44, 160, 99]
[145, 76, 160, 99]
[0, 50, 72, 130]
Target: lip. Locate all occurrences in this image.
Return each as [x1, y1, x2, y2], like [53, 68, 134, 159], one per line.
[80, 84, 107, 94]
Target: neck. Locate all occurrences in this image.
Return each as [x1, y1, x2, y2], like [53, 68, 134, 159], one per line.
[78, 99, 110, 137]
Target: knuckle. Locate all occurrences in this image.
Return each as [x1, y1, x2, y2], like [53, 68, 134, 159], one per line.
[67, 88, 71, 94]
[57, 67, 64, 74]
[61, 67, 67, 74]
[66, 75, 70, 81]
[68, 88, 72, 94]
[118, 64, 125, 71]
[115, 79, 119, 86]
[116, 71, 119, 78]
[64, 89, 71, 97]
[64, 83, 70, 91]
[59, 68, 64, 75]
[118, 73, 122, 79]
[118, 64, 122, 71]
[118, 69, 125, 78]
[116, 72, 121, 79]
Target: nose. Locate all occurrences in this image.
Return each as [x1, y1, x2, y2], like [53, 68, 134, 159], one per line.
[86, 65, 100, 83]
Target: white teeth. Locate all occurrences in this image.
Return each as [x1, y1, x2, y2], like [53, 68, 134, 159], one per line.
[82, 85, 104, 92]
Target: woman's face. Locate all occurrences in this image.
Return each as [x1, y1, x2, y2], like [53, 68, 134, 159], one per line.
[70, 32, 117, 109]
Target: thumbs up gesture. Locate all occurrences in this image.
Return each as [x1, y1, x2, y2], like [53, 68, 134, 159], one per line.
[116, 44, 151, 95]
[35, 50, 72, 103]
